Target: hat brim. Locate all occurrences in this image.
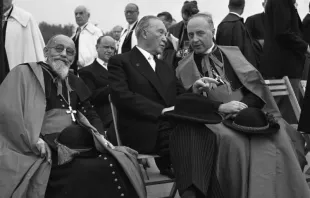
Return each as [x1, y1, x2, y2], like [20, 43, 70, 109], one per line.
[223, 119, 279, 135]
[164, 111, 223, 124]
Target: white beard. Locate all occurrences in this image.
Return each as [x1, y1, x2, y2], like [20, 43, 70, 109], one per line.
[50, 60, 69, 80]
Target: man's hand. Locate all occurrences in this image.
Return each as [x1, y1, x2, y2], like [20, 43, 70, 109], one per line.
[161, 106, 175, 115]
[218, 101, 248, 114]
[192, 77, 219, 94]
[36, 138, 52, 164]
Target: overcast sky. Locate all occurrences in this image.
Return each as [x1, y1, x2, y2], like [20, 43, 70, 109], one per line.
[15, 0, 310, 32]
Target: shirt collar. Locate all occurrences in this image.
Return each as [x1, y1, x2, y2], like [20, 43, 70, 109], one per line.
[9, 6, 30, 27]
[96, 58, 108, 70]
[128, 20, 138, 31]
[229, 12, 242, 18]
[136, 46, 154, 61]
[79, 22, 89, 30]
[205, 43, 215, 54]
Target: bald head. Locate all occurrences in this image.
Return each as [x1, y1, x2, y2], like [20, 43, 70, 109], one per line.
[46, 35, 75, 49]
[124, 3, 139, 25]
[96, 36, 116, 62]
[74, 5, 90, 27]
[112, 25, 123, 41]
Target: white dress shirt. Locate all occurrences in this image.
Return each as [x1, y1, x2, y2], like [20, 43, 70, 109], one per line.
[96, 58, 108, 70]
[229, 12, 243, 18]
[136, 46, 156, 71]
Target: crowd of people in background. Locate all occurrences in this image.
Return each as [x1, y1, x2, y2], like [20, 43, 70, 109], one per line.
[2, 0, 310, 197]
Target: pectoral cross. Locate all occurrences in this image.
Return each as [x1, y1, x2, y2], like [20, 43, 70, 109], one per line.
[66, 106, 77, 122]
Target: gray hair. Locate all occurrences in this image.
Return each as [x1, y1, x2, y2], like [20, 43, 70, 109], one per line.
[135, 15, 159, 39]
[75, 5, 90, 14]
[189, 12, 214, 29]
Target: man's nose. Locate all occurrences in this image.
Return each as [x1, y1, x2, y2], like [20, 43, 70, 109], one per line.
[60, 49, 67, 56]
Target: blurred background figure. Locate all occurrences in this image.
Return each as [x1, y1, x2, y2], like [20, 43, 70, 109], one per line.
[216, 0, 261, 69]
[111, 25, 123, 51]
[71, 5, 103, 74]
[262, 0, 309, 124]
[117, 3, 139, 54]
[162, 0, 199, 69]
[157, 11, 173, 29]
[1, 0, 45, 84]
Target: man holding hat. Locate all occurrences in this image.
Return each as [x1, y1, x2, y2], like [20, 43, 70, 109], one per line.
[0, 34, 145, 198]
[172, 12, 310, 198]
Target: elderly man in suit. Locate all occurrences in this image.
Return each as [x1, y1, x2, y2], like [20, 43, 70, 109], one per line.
[79, 35, 115, 138]
[108, 15, 216, 178]
[71, 5, 103, 74]
[117, 3, 139, 54]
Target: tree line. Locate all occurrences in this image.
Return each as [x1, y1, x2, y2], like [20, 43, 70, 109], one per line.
[39, 22, 113, 44]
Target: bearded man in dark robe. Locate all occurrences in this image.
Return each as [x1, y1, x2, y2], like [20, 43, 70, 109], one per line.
[0, 34, 146, 198]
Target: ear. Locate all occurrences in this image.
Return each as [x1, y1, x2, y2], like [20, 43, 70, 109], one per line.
[142, 29, 148, 39]
[43, 47, 49, 58]
[192, 1, 197, 5]
[184, 1, 189, 4]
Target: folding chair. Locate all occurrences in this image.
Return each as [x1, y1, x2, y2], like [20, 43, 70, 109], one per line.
[109, 95, 177, 198]
[264, 76, 301, 121]
[265, 77, 310, 171]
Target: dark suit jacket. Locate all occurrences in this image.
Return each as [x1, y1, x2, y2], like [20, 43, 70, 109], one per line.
[302, 13, 310, 45]
[245, 12, 265, 40]
[78, 60, 112, 129]
[216, 13, 260, 69]
[108, 47, 185, 153]
[261, 0, 308, 78]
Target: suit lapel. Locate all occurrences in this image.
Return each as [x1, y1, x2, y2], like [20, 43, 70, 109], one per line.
[154, 59, 173, 102]
[93, 60, 109, 80]
[130, 47, 168, 103]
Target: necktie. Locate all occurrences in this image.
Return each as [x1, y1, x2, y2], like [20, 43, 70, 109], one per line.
[0, 7, 13, 84]
[74, 27, 81, 42]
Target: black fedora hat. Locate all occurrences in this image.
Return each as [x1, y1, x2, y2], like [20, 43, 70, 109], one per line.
[44, 124, 95, 151]
[223, 108, 280, 135]
[164, 93, 223, 124]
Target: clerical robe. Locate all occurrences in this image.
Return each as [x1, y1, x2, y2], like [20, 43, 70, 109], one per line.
[0, 62, 146, 198]
[172, 45, 310, 198]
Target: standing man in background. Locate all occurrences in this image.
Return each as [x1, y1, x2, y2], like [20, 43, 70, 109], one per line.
[111, 25, 123, 52]
[71, 5, 102, 74]
[261, 0, 309, 124]
[1, 0, 45, 84]
[216, 0, 260, 69]
[117, 3, 139, 54]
